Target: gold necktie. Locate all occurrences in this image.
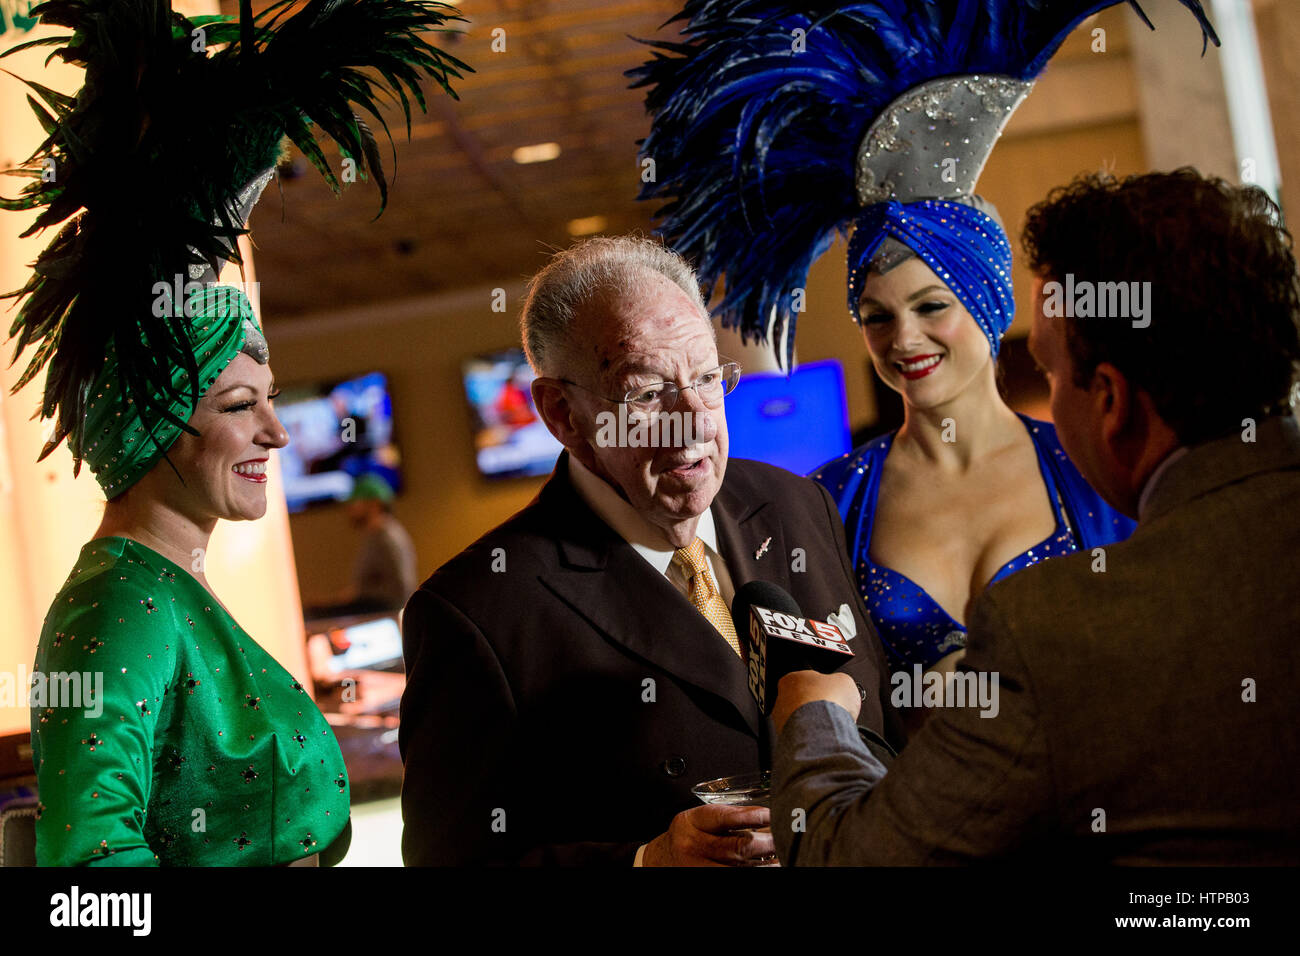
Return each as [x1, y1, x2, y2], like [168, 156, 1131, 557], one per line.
[672, 538, 743, 658]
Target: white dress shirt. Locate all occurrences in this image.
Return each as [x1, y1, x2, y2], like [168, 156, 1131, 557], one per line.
[567, 455, 735, 607]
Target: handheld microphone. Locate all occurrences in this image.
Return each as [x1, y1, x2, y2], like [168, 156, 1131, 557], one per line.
[730, 581, 854, 716]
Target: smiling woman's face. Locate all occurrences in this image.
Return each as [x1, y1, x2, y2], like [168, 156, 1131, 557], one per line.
[857, 256, 993, 409]
[147, 352, 289, 524]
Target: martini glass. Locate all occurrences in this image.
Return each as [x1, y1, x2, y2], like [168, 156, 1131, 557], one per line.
[691, 771, 777, 866]
[691, 770, 772, 807]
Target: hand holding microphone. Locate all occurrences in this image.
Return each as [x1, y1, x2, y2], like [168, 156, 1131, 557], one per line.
[772, 671, 862, 735]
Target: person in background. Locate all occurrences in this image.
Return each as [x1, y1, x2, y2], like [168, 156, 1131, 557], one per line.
[347, 474, 419, 613]
[302, 474, 418, 620]
[302, 475, 417, 719]
[771, 169, 1300, 865]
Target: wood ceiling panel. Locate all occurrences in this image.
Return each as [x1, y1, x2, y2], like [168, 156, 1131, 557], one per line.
[214, 0, 685, 315]
[223, 2, 1138, 320]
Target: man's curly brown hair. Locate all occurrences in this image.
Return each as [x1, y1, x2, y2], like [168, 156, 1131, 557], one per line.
[1021, 168, 1300, 446]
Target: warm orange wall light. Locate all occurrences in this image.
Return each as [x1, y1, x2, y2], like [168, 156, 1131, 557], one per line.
[0, 5, 312, 739]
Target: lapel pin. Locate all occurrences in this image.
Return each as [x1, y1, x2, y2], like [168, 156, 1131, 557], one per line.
[754, 536, 772, 560]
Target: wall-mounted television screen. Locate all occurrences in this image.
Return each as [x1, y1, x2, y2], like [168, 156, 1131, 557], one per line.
[460, 351, 850, 480]
[725, 359, 852, 476]
[275, 371, 402, 512]
[462, 348, 563, 479]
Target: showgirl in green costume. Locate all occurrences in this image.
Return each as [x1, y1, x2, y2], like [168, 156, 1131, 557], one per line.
[3, 0, 469, 865]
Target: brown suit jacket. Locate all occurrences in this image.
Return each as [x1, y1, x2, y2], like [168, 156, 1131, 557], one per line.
[400, 454, 902, 865]
[775, 414, 1300, 864]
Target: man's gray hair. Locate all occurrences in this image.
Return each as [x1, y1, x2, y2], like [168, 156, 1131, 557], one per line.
[520, 236, 709, 375]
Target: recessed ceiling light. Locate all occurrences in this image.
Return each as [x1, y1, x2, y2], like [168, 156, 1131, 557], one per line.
[512, 142, 561, 164]
[567, 216, 607, 236]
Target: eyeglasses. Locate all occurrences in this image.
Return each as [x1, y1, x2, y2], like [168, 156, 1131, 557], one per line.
[561, 362, 742, 414]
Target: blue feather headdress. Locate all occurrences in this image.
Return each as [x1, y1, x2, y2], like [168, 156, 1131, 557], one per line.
[631, 1, 1218, 369]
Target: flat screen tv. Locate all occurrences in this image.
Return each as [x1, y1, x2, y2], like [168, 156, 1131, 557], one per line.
[275, 371, 402, 512]
[725, 359, 852, 475]
[462, 348, 563, 479]
[460, 351, 851, 480]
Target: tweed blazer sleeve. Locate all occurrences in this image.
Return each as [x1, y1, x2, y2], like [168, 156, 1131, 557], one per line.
[773, 592, 1057, 864]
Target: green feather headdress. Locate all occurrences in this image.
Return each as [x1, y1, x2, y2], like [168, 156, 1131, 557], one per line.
[1, 0, 470, 487]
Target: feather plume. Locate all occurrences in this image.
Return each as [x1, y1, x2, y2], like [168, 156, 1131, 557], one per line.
[2, 0, 471, 469]
[631, 0, 1217, 368]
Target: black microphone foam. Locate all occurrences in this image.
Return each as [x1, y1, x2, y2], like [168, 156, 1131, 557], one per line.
[729, 580, 802, 640]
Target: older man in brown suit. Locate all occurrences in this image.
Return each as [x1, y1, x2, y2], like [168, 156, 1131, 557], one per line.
[400, 237, 900, 866]
[772, 169, 1300, 865]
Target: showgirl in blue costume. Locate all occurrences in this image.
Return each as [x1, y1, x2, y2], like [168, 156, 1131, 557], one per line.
[633, 2, 1215, 684]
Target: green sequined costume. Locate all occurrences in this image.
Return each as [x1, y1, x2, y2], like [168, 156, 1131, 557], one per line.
[8, 0, 471, 866]
[32, 537, 350, 866]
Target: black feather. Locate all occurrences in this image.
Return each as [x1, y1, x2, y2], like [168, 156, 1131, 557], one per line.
[2, 0, 472, 469]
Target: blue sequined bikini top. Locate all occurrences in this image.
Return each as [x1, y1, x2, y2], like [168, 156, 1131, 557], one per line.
[812, 415, 1136, 670]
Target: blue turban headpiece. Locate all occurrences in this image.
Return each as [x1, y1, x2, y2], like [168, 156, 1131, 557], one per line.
[847, 199, 1015, 358]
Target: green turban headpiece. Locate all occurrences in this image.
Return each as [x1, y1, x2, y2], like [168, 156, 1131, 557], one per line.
[84, 285, 268, 498]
